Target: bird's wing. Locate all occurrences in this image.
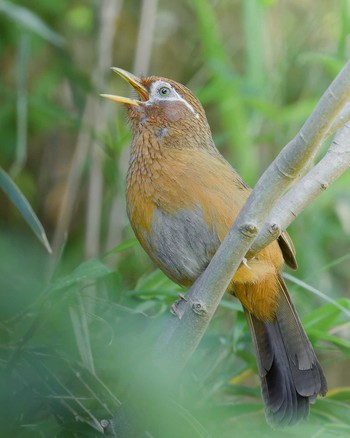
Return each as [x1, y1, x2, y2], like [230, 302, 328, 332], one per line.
[278, 231, 298, 270]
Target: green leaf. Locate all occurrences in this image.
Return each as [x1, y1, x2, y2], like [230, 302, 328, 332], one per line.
[328, 387, 350, 402]
[0, 167, 52, 253]
[300, 51, 345, 76]
[219, 298, 243, 312]
[284, 273, 350, 319]
[50, 259, 112, 292]
[169, 399, 212, 438]
[309, 330, 350, 350]
[103, 238, 139, 257]
[135, 269, 180, 292]
[232, 310, 249, 352]
[69, 294, 95, 374]
[0, 0, 65, 47]
[191, 0, 255, 182]
[129, 289, 179, 301]
[302, 300, 348, 331]
[313, 398, 350, 424]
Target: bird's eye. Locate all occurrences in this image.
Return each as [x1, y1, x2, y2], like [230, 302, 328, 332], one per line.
[158, 86, 171, 97]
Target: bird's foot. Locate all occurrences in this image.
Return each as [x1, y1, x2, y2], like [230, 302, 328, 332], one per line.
[242, 256, 253, 270]
[178, 292, 188, 301]
[171, 301, 182, 318]
[170, 293, 187, 318]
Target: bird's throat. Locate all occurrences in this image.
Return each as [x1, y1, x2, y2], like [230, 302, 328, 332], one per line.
[127, 134, 163, 198]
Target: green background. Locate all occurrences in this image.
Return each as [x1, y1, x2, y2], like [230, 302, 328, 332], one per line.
[0, 0, 350, 436]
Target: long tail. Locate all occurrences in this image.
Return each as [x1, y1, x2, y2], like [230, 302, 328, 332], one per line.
[245, 277, 327, 427]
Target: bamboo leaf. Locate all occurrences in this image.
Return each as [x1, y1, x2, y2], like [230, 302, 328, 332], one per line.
[0, 0, 65, 47]
[0, 167, 52, 253]
[103, 238, 139, 257]
[135, 269, 180, 292]
[50, 258, 112, 292]
[284, 273, 350, 319]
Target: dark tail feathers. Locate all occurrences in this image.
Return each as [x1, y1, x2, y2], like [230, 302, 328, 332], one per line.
[246, 277, 327, 427]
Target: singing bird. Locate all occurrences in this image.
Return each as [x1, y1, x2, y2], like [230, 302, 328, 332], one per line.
[102, 68, 327, 426]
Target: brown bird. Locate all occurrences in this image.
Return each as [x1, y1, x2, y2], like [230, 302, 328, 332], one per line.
[102, 68, 327, 427]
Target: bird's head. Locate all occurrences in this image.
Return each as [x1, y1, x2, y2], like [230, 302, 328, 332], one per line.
[101, 68, 213, 148]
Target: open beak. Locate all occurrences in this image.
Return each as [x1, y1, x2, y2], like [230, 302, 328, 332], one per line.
[100, 68, 149, 106]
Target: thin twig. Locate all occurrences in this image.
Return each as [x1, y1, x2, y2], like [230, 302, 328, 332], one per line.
[51, 102, 94, 259]
[133, 0, 159, 76]
[85, 0, 124, 258]
[11, 33, 29, 177]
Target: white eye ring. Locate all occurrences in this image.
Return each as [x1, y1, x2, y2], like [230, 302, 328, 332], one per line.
[158, 86, 171, 97]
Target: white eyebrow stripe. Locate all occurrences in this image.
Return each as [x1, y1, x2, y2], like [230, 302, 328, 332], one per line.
[149, 80, 200, 118]
[172, 90, 198, 116]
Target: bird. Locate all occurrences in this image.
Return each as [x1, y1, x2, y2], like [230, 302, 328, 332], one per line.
[101, 68, 327, 427]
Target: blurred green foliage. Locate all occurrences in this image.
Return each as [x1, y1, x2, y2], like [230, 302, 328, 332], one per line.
[1, 0, 350, 436]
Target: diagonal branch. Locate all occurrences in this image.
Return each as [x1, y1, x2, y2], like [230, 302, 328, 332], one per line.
[155, 59, 350, 370]
[328, 101, 350, 136]
[251, 123, 350, 255]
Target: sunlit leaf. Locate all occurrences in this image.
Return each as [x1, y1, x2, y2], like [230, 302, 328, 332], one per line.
[327, 387, 350, 401]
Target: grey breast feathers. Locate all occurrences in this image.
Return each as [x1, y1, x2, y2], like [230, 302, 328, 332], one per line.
[146, 205, 220, 285]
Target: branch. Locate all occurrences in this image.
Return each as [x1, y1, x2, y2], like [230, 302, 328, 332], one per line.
[251, 123, 350, 255]
[155, 59, 350, 371]
[328, 101, 350, 136]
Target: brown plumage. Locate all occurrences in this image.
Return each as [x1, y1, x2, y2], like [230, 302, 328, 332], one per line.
[102, 68, 327, 427]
